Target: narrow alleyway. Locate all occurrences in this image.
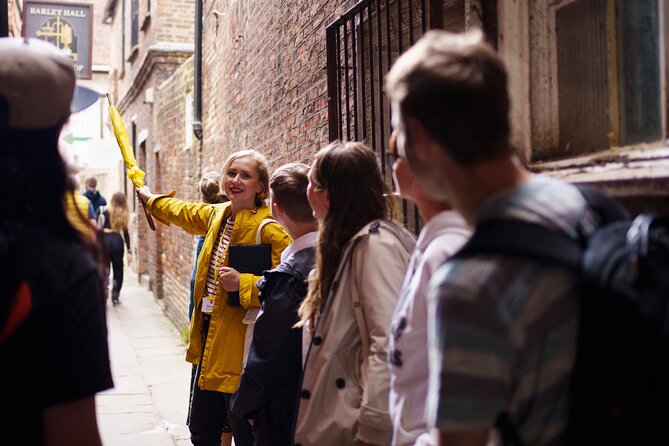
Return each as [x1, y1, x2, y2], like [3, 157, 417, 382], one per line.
[96, 269, 192, 446]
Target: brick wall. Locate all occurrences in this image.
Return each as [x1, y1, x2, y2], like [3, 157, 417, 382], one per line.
[8, 0, 22, 37]
[152, 56, 199, 329]
[199, 0, 358, 170]
[108, 0, 194, 101]
[90, 0, 112, 65]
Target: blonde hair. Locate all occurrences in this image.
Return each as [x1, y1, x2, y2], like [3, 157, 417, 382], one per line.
[198, 171, 225, 204]
[109, 192, 129, 233]
[219, 150, 270, 207]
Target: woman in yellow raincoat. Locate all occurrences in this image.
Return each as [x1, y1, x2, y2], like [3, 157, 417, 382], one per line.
[137, 150, 291, 446]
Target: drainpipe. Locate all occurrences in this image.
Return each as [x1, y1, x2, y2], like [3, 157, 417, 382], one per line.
[192, 0, 203, 140]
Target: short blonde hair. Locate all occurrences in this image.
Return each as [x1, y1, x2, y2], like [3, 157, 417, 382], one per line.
[220, 150, 270, 207]
[198, 171, 224, 204]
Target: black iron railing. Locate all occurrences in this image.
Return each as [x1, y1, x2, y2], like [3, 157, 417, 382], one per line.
[326, 0, 444, 234]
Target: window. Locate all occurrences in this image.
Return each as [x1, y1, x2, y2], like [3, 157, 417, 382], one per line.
[131, 0, 139, 48]
[529, 0, 663, 161]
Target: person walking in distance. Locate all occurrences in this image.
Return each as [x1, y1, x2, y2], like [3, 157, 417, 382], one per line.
[84, 176, 108, 228]
[104, 192, 132, 305]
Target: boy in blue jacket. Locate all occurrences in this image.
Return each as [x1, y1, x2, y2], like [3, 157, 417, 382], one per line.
[231, 163, 318, 446]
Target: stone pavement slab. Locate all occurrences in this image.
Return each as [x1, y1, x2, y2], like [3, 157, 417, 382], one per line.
[97, 270, 192, 445]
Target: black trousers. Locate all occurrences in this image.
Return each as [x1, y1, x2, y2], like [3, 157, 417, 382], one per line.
[188, 315, 254, 446]
[104, 232, 125, 301]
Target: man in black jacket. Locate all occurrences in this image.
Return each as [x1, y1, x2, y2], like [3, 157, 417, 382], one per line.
[83, 177, 108, 228]
[231, 163, 318, 446]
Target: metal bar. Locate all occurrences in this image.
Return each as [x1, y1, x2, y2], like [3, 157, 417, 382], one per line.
[368, 0, 377, 153]
[328, 0, 373, 27]
[415, 204, 420, 236]
[344, 20, 352, 141]
[336, 27, 343, 140]
[1, 0, 8, 37]
[359, 9, 368, 142]
[421, 0, 427, 33]
[409, 0, 415, 44]
[377, 0, 387, 174]
[398, 0, 404, 53]
[430, 0, 443, 29]
[382, 0, 392, 172]
[351, 16, 359, 141]
[326, 26, 340, 142]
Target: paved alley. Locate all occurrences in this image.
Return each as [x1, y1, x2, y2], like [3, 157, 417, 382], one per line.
[96, 269, 192, 446]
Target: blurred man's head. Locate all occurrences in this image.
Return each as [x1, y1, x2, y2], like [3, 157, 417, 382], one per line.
[0, 38, 76, 132]
[386, 29, 511, 201]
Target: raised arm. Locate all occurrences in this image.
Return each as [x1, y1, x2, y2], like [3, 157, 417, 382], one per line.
[137, 186, 215, 235]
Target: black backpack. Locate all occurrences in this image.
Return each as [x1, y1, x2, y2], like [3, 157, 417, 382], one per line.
[453, 186, 669, 445]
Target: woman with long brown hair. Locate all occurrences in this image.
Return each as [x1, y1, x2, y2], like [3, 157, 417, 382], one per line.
[104, 192, 132, 305]
[294, 141, 415, 446]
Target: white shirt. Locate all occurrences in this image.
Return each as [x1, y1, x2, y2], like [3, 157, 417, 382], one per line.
[388, 210, 470, 446]
[280, 230, 318, 263]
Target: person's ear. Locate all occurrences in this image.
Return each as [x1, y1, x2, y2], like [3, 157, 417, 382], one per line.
[406, 117, 432, 163]
[272, 199, 284, 219]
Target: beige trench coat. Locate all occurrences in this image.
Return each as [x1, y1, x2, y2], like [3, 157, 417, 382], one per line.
[294, 220, 415, 446]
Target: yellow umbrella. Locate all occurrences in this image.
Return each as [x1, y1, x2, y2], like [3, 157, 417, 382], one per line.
[106, 94, 155, 230]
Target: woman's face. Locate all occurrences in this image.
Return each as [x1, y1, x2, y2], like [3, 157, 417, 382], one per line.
[306, 162, 329, 220]
[223, 156, 262, 211]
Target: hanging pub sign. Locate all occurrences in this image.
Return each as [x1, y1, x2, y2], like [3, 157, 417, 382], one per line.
[23, 1, 93, 79]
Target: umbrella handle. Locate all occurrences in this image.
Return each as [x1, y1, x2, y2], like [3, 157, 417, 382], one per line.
[136, 188, 156, 231]
[141, 200, 156, 231]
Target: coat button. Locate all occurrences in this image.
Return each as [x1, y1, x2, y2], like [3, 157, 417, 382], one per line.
[313, 336, 322, 346]
[335, 378, 345, 389]
[300, 389, 311, 399]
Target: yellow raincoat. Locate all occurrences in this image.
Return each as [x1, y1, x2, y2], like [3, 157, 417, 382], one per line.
[146, 193, 292, 393]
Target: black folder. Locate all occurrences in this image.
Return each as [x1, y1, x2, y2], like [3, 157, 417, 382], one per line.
[227, 244, 272, 307]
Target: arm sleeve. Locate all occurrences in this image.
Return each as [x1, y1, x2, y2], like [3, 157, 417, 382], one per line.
[232, 274, 301, 418]
[238, 222, 292, 309]
[146, 192, 214, 235]
[353, 234, 411, 444]
[87, 202, 95, 220]
[123, 229, 130, 251]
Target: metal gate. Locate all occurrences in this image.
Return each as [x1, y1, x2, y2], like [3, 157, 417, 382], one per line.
[326, 0, 445, 234]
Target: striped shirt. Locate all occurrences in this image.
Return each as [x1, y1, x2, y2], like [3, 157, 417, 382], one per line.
[427, 177, 592, 446]
[204, 217, 235, 299]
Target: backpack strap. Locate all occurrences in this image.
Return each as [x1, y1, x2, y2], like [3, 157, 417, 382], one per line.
[454, 219, 582, 270]
[255, 218, 277, 245]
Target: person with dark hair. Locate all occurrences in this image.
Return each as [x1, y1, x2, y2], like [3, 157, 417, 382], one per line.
[0, 37, 113, 445]
[385, 29, 592, 446]
[231, 162, 318, 445]
[294, 142, 415, 446]
[84, 176, 108, 228]
[137, 150, 292, 446]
